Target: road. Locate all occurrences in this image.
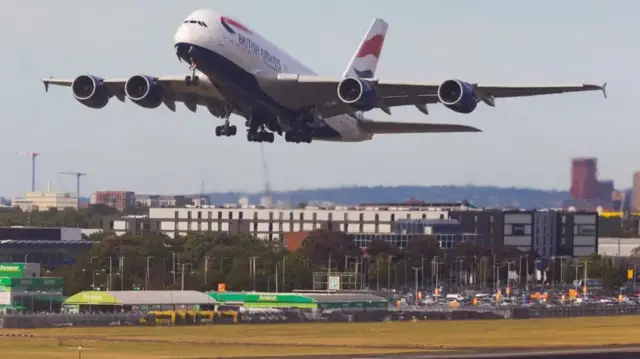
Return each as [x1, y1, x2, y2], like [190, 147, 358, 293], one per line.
[241, 346, 640, 359]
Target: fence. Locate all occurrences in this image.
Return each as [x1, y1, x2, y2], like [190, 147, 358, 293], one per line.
[2, 305, 640, 328]
[0, 313, 143, 329]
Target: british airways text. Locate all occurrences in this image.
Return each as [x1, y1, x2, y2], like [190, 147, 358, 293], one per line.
[238, 34, 282, 72]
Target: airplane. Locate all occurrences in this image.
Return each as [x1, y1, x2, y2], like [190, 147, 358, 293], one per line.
[42, 9, 607, 144]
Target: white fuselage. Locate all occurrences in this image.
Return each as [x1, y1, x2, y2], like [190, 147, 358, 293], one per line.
[173, 9, 372, 142]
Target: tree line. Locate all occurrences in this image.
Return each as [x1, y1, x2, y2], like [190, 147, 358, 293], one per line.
[40, 229, 639, 296]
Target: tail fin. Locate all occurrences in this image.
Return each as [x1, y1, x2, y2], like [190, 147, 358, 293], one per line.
[342, 18, 388, 79]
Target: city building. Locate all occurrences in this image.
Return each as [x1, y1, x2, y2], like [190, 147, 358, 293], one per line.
[91, 191, 136, 212]
[568, 157, 615, 209]
[448, 210, 598, 258]
[0, 227, 94, 267]
[0, 262, 65, 312]
[108, 203, 598, 259]
[12, 191, 78, 211]
[571, 157, 598, 201]
[597, 237, 640, 257]
[633, 171, 640, 212]
[135, 194, 209, 208]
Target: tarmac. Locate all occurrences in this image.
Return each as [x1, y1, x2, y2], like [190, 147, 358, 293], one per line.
[241, 346, 640, 359]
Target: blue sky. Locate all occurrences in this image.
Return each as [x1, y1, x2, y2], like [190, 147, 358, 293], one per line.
[0, 0, 633, 197]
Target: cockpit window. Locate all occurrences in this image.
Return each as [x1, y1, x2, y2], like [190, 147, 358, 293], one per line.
[184, 20, 207, 27]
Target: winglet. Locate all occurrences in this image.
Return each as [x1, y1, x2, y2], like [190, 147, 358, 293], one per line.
[42, 77, 50, 92]
[601, 82, 607, 99]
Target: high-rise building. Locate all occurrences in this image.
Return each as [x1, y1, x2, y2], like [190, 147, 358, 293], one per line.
[632, 172, 640, 211]
[597, 180, 614, 202]
[570, 158, 598, 200]
[92, 191, 136, 212]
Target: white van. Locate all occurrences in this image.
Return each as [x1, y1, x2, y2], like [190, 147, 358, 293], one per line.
[446, 294, 464, 301]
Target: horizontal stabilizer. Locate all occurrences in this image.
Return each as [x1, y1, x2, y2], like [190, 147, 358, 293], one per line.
[359, 120, 481, 134]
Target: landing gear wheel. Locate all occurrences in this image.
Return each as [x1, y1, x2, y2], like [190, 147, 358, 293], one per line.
[229, 125, 237, 136]
[215, 126, 221, 137]
[185, 75, 192, 86]
[192, 76, 200, 86]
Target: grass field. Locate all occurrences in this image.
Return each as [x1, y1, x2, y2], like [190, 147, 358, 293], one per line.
[3, 316, 640, 358]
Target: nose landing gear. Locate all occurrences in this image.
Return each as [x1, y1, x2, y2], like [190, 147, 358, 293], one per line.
[184, 63, 200, 86]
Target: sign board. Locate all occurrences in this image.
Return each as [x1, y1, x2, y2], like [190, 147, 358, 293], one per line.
[328, 276, 341, 290]
[217, 283, 226, 292]
[629, 269, 634, 280]
[0, 264, 24, 278]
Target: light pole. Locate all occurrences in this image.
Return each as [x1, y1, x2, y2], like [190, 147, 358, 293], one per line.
[420, 255, 425, 289]
[204, 256, 211, 286]
[281, 255, 286, 292]
[583, 260, 591, 296]
[181, 263, 192, 291]
[171, 251, 176, 284]
[456, 256, 465, 290]
[108, 257, 113, 291]
[118, 255, 125, 291]
[412, 267, 419, 304]
[275, 261, 279, 293]
[387, 254, 393, 289]
[145, 256, 154, 290]
[249, 256, 259, 291]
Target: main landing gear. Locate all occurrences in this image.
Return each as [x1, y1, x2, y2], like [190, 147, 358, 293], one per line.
[215, 105, 237, 137]
[184, 63, 200, 86]
[247, 130, 275, 143]
[284, 130, 312, 144]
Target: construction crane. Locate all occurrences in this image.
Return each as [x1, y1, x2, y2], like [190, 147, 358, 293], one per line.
[16, 152, 40, 192]
[59, 172, 87, 206]
[260, 143, 272, 197]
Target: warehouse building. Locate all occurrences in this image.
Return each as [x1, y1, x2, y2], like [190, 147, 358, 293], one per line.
[0, 227, 94, 267]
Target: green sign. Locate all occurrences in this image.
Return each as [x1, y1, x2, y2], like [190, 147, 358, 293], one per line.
[0, 277, 64, 292]
[0, 264, 24, 278]
[208, 292, 316, 308]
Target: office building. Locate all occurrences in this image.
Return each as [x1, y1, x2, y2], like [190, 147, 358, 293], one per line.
[571, 157, 598, 201]
[633, 172, 640, 212]
[92, 191, 136, 212]
[108, 202, 598, 258]
[0, 227, 93, 267]
[12, 191, 78, 211]
[448, 210, 598, 258]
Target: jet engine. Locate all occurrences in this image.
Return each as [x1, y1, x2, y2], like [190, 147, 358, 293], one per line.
[337, 77, 377, 112]
[437, 79, 478, 114]
[125, 75, 164, 109]
[71, 75, 110, 109]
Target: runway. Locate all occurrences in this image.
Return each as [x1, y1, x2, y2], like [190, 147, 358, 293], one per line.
[245, 346, 640, 359]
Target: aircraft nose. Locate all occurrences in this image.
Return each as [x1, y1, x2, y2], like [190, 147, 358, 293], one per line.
[174, 23, 191, 45]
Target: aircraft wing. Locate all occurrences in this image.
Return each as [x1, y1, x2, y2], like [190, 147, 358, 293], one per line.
[267, 74, 607, 117]
[41, 76, 232, 114]
[358, 120, 481, 134]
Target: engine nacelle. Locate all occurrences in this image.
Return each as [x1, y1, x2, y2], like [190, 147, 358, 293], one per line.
[71, 75, 110, 109]
[437, 79, 478, 114]
[337, 77, 377, 112]
[125, 75, 164, 109]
